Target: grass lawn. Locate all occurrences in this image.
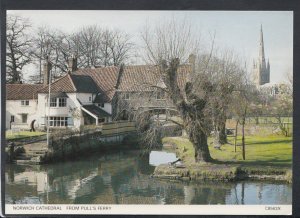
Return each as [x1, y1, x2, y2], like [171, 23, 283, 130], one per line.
[160, 135, 292, 181]
[6, 131, 46, 140]
[162, 135, 292, 168]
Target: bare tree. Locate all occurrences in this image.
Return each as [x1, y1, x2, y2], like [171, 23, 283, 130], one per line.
[108, 30, 134, 66]
[72, 25, 133, 68]
[72, 25, 102, 68]
[116, 19, 248, 163]
[141, 19, 199, 65]
[135, 19, 213, 162]
[30, 27, 73, 82]
[231, 78, 258, 160]
[30, 27, 54, 83]
[6, 14, 33, 83]
[271, 83, 293, 137]
[202, 51, 245, 146]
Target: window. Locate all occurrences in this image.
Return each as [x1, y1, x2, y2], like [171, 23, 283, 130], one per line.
[98, 103, 104, 108]
[58, 98, 67, 107]
[48, 117, 68, 127]
[21, 114, 28, 123]
[124, 93, 130, 100]
[50, 98, 57, 107]
[21, 100, 29, 106]
[156, 90, 165, 100]
[50, 98, 67, 107]
[11, 116, 14, 122]
[89, 96, 92, 102]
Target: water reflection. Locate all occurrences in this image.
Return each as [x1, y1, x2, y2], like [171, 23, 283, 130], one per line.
[5, 150, 292, 205]
[149, 151, 177, 166]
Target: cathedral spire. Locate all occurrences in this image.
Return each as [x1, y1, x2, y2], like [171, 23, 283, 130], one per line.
[253, 24, 270, 86]
[259, 24, 265, 62]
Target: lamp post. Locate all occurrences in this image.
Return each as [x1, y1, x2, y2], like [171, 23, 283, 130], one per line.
[46, 69, 51, 147]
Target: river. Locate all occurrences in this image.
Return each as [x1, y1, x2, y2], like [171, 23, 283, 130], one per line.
[5, 149, 292, 204]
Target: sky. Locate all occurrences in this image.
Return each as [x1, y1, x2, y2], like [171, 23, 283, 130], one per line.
[8, 10, 293, 83]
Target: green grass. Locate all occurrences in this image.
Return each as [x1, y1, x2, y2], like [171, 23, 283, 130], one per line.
[160, 135, 292, 181]
[211, 135, 292, 167]
[244, 116, 292, 124]
[163, 135, 292, 168]
[6, 131, 46, 140]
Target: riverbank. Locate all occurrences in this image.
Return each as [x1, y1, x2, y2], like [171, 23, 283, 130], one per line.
[153, 136, 292, 183]
[6, 132, 140, 164]
[5, 122, 139, 164]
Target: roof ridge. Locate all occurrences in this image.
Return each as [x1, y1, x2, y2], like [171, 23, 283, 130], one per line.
[6, 83, 43, 86]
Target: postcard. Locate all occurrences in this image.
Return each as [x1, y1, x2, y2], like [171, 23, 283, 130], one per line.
[2, 8, 294, 216]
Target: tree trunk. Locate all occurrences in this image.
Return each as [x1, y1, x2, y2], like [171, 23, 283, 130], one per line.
[187, 122, 212, 162]
[242, 120, 245, 160]
[234, 120, 239, 153]
[218, 119, 227, 144]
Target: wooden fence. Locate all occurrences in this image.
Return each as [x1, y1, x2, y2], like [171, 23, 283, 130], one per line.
[101, 121, 136, 136]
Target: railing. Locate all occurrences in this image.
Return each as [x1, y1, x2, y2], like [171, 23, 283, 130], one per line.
[11, 123, 29, 131]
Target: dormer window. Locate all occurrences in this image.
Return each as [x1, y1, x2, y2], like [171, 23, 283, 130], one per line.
[50, 98, 57, 107]
[50, 97, 67, 107]
[58, 98, 67, 107]
[21, 100, 29, 106]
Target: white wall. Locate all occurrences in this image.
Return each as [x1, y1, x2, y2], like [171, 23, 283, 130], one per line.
[77, 93, 93, 105]
[6, 100, 38, 130]
[68, 93, 84, 127]
[99, 103, 112, 114]
[8, 92, 113, 130]
[37, 93, 83, 129]
[78, 93, 112, 114]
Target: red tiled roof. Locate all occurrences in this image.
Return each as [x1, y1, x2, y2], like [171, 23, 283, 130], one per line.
[118, 65, 191, 92]
[73, 65, 191, 101]
[39, 74, 76, 93]
[6, 84, 44, 100]
[28, 64, 190, 102]
[73, 67, 119, 102]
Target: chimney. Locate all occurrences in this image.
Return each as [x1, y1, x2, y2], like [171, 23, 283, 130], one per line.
[68, 54, 78, 73]
[43, 57, 52, 86]
[115, 64, 125, 89]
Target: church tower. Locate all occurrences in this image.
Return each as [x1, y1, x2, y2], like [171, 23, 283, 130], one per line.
[253, 25, 270, 86]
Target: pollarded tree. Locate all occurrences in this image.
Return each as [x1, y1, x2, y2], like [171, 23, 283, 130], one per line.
[201, 51, 245, 146]
[138, 19, 214, 162]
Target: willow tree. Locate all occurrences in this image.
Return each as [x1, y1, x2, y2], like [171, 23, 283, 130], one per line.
[136, 19, 246, 162]
[138, 19, 215, 162]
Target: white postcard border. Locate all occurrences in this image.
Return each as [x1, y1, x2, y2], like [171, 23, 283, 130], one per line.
[5, 204, 292, 215]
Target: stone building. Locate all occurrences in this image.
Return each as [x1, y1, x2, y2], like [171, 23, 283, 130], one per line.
[253, 25, 270, 86]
